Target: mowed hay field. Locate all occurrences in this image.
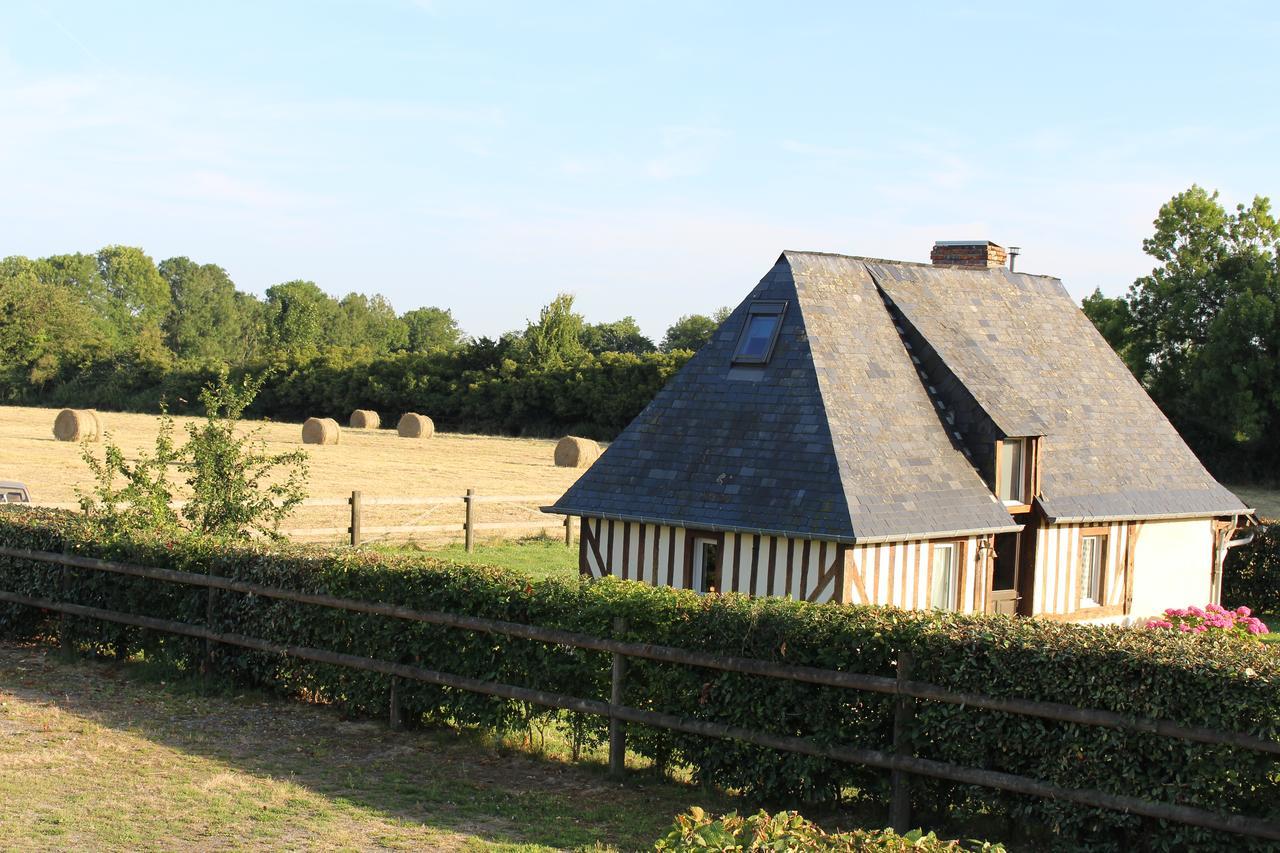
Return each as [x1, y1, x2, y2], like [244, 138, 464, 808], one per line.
[0, 405, 593, 543]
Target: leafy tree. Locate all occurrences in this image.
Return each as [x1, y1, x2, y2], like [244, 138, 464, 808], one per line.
[160, 256, 254, 363]
[1080, 289, 1138, 372]
[263, 280, 339, 356]
[523, 293, 585, 365]
[580, 316, 655, 354]
[661, 307, 730, 352]
[78, 415, 182, 536]
[96, 245, 172, 346]
[401, 306, 463, 351]
[0, 256, 104, 391]
[334, 292, 408, 353]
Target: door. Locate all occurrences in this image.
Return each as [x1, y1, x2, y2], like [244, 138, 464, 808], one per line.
[691, 537, 720, 594]
[987, 532, 1021, 616]
[1015, 519, 1039, 616]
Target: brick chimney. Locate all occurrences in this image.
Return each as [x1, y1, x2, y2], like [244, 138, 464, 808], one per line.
[930, 240, 1007, 269]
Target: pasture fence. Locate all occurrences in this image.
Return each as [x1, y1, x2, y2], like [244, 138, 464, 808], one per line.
[36, 491, 574, 551]
[0, 543, 1277, 842]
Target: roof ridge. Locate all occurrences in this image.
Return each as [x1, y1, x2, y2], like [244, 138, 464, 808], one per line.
[781, 249, 1062, 282]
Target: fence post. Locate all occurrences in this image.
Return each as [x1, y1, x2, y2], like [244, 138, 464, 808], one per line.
[563, 515, 573, 547]
[609, 616, 628, 779]
[204, 583, 217, 682]
[464, 488, 476, 553]
[891, 650, 915, 833]
[57, 543, 73, 660]
[349, 490, 362, 547]
[389, 676, 403, 730]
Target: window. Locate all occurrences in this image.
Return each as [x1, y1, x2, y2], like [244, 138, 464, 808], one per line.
[693, 538, 720, 594]
[732, 301, 786, 364]
[930, 542, 959, 610]
[1080, 534, 1105, 607]
[996, 438, 1026, 506]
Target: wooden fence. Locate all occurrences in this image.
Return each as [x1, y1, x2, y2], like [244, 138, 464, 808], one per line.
[0, 544, 1277, 841]
[38, 492, 573, 552]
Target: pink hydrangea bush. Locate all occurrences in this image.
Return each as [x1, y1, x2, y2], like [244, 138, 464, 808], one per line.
[1145, 604, 1269, 639]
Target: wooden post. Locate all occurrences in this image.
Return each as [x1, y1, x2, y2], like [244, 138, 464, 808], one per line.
[464, 488, 475, 553]
[58, 545, 72, 660]
[891, 650, 915, 833]
[349, 490, 362, 547]
[204, 585, 217, 680]
[608, 616, 628, 779]
[389, 677, 403, 730]
[564, 515, 573, 547]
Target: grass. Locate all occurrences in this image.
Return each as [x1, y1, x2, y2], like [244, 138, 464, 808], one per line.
[0, 641, 729, 851]
[378, 535, 581, 583]
[0, 404, 592, 542]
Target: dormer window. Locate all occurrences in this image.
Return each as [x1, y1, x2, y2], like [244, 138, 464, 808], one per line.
[996, 437, 1035, 509]
[732, 301, 786, 364]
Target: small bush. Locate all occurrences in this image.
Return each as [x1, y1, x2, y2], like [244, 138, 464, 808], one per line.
[654, 807, 1004, 852]
[1223, 523, 1280, 616]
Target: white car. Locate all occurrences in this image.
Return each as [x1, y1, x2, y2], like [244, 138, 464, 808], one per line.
[0, 481, 30, 503]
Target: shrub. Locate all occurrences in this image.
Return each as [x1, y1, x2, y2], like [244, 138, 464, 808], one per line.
[1223, 522, 1280, 616]
[654, 807, 1004, 852]
[1144, 604, 1269, 638]
[0, 508, 1277, 851]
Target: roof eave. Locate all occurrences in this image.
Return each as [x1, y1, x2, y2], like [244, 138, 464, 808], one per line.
[1043, 507, 1256, 525]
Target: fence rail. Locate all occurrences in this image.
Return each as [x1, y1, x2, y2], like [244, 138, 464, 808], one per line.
[35, 491, 573, 551]
[0, 544, 1276, 841]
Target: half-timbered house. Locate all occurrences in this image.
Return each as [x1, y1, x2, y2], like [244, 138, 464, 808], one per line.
[546, 242, 1253, 623]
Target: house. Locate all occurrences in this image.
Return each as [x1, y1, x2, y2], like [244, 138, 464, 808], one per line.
[547, 243, 1253, 623]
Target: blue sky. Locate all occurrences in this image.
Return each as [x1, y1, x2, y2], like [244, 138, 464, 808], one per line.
[3, 1, 1278, 340]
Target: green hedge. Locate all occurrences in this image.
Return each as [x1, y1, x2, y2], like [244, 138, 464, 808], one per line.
[1224, 522, 1280, 618]
[5, 347, 691, 440]
[0, 508, 1277, 852]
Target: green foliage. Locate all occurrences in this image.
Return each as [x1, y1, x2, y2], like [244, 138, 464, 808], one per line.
[159, 256, 254, 364]
[655, 807, 1003, 852]
[1083, 185, 1280, 479]
[181, 372, 309, 539]
[522, 292, 586, 365]
[1223, 523, 1280, 616]
[401, 306, 463, 351]
[662, 307, 731, 352]
[580, 316, 655, 355]
[1, 510, 1276, 851]
[77, 416, 182, 537]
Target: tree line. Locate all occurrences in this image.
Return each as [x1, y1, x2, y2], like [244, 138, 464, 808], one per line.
[0, 246, 728, 437]
[1081, 185, 1280, 482]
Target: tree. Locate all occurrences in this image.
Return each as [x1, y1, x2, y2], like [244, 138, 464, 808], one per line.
[661, 307, 730, 352]
[0, 256, 104, 392]
[402, 306, 463, 351]
[160, 256, 250, 363]
[523, 293, 585, 365]
[334, 292, 408, 353]
[96, 245, 172, 349]
[263, 280, 339, 357]
[1091, 185, 1280, 477]
[580, 317, 656, 355]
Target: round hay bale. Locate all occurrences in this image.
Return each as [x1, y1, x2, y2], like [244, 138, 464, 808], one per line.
[52, 409, 101, 443]
[349, 409, 381, 430]
[301, 417, 340, 445]
[397, 413, 434, 439]
[554, 436, 601, 468]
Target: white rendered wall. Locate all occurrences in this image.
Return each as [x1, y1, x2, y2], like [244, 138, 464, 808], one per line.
[1128, 518, 1214, 618]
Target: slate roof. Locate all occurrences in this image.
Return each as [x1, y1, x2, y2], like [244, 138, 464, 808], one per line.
[549, 251, 1248, 541]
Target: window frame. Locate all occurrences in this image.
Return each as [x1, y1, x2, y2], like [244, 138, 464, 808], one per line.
[928, 539, 965, 612]
[994, 437, 1037, 511]
[731, 301, 787, 365]
[1077, 529, 1108, 610]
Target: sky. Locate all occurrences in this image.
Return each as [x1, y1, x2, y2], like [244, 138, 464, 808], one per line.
[3, 1, 1278, 341]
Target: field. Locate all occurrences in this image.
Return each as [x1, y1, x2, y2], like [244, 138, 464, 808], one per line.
[0, 642, 727, 851]
[0, 405, 591, 543]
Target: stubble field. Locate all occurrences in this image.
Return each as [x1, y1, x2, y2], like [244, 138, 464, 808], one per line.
[0, 405, 591, 543]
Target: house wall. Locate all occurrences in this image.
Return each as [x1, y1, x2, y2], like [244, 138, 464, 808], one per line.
[1128, 517, 1214, 618]
[579, 517, 992, 613]
[1029, 517, 1216, 623]
[842, 536, 987, 613]
[578, 517, 843, 602]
